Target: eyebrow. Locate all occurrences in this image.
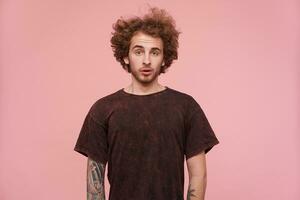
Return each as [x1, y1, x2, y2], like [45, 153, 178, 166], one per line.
[132, 45, 162, 52]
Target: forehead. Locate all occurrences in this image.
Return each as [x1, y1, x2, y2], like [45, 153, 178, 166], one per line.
[130, 32, 163, 50]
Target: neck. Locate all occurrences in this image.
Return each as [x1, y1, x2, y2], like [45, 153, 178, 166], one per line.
[125, 82, 166, 95]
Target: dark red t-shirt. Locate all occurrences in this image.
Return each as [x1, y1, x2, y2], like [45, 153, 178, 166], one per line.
[74, 86, 220, 200]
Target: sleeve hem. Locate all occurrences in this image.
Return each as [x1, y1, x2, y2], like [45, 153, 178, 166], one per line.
[74, 144, 108, 164]
[185, 139, 220, 160]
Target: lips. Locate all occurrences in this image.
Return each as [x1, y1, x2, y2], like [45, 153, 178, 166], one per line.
[140, 68, 153, 76]
[140, 67, 153, 72]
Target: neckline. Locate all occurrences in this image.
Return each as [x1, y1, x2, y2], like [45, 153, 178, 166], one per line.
[120, 86, 169, 97]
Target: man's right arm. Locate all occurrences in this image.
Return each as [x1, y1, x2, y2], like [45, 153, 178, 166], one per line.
[87, 157, 106, 200]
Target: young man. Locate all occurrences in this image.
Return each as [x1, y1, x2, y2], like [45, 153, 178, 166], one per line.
[74, 7, 220, 200]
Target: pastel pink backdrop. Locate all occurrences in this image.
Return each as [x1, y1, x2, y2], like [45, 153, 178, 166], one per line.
[1, 0, 299, 199]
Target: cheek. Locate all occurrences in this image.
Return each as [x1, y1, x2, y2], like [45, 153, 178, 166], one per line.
[154, 56, 164, 64]
[129, 55, 142, 63]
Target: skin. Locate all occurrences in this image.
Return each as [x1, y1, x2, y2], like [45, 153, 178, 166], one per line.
[123, 31, 166, 94]
[186, 151, 207, 200]
[87, 157, 106, 200]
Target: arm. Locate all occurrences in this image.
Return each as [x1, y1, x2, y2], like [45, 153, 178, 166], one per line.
[186, 150, 207, 200]
[87, 157, 106, 200]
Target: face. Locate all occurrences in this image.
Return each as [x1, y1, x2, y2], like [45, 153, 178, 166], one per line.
[123, 31, 165, 85]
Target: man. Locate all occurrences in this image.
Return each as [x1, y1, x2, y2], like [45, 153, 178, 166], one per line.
[74, 6, 220, 200]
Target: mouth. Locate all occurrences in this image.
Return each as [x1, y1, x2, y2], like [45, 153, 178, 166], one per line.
[140, 67, 153, 72]
[140, 68, 153, 76]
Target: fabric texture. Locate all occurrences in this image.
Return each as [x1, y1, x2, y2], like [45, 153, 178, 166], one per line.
[74, 86, 220, 200]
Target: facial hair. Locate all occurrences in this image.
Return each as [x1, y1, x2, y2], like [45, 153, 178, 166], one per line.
[130, 66, 161, 85]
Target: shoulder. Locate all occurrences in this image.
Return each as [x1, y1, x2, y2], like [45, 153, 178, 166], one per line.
[166, 88, 203, 121]
[87, 89, 122, 120]
[167, 87, 191, 100]
[167, 87, 200, 108]
[92, 89, 121, 106]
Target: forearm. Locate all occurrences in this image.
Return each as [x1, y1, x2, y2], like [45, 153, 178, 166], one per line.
[87, 157, 106, 200]
[187, 175, 207, 200]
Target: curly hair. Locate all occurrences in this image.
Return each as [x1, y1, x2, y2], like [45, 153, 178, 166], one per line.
[110, 7, 181, 74]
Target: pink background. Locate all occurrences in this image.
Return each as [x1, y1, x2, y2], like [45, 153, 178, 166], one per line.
[1, 0, 299, 199]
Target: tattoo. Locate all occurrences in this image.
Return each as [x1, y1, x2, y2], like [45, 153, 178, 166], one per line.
[87, 157, 106, 200]
[187, 183, 201, 200]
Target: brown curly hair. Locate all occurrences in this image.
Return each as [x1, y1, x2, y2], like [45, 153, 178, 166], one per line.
[110, 6, 181, 74]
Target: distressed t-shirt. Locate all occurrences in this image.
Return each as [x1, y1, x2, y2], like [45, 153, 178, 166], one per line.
[74, 86, 220, 200]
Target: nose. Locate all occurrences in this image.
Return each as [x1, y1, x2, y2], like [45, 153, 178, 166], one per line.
[143, 53, 150, 65]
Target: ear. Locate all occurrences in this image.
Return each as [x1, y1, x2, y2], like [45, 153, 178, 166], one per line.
[123, 57, 129, 65]
[162, 61, 165, 66]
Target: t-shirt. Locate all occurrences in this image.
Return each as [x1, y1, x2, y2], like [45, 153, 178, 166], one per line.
[74, 86, 220, 200]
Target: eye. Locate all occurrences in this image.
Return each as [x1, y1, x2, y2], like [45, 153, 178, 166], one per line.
[134, 50, 143, 55]
[152, 51, 160, 56]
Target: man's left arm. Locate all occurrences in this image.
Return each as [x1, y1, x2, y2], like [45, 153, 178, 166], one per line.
[186, 150, 207, 200]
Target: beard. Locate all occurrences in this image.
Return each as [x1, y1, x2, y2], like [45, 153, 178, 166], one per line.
[130, 67, 161, 85]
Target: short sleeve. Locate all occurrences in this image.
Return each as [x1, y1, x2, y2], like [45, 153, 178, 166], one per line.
[74, 111, 108, 164]
[184, 100, 220, 160]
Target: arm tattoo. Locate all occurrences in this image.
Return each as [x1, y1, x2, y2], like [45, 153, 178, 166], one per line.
[187, 183, 201, 200]
[87, 157, 106, 200]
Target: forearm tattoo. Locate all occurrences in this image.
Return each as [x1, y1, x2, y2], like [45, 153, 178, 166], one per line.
[87, 157, 106, 200]
[187, 183, 201, 200]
